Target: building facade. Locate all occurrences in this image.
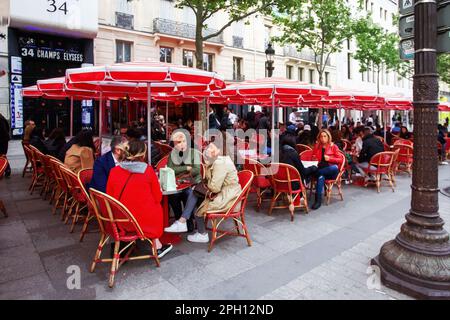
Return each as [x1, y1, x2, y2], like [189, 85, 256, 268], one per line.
[0, 0, 98, 137]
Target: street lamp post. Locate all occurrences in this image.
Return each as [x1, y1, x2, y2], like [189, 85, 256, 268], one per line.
[371, 0, 450, 299]
[265, 43, 275, 78]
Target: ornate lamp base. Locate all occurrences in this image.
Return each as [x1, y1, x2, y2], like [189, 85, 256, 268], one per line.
[372, 240, 450, 300]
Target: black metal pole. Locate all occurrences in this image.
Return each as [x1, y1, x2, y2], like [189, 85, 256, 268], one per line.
[371, 0, 450, 299]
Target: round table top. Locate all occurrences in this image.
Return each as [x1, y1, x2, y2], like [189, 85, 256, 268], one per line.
[162, 182, 192, 196]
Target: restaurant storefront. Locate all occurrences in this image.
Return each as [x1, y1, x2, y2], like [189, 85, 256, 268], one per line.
[5, 0, 98, 137]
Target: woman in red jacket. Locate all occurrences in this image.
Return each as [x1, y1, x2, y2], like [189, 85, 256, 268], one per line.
[106, 140, 172, 258]
[311, 129, 343, 210]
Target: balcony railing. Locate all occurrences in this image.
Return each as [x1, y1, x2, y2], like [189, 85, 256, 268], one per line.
[232, 36, 244, 49]
[283, 46, 332, 66]
[153, 18, 224, 44]
[232, 74, 245, 82]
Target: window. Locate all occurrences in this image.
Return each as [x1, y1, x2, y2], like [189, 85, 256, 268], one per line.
[160, 47, 173, 63]
[233, 57, 243, 80]
[380, 7, 383, 19]
[365, 0, 369, 11]
[362, 71, 365, 82]
[325, 72, 330, 87]
[286, 65, 293, 79]
[347, 53, 352, 79]
[116, 40, 132, 63]
[298, 67, 304, 81]
[309, 69, 315, 84]
[386, 71, 390, 85]
[203, 53, 214, 71]
[370, 2, 374, 13]
[347, 39, 351, 50]
[183, 50, 194, 68]
[384, 10, 387, 21]
[264, 25, 272, 49]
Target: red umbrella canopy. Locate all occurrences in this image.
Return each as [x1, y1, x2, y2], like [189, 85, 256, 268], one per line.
[65, 61, 225, 92]
[218, 77, 329, 104]
[439, 103, 450, 112]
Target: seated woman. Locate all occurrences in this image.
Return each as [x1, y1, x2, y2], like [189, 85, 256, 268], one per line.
[188, 133, 242, 243]
[106, 140, 173, 258]
[64, 130, 95, 173]
[311, 129, 343, 210]
[164, 131, 202, 233]
[399, 126, 412, 140]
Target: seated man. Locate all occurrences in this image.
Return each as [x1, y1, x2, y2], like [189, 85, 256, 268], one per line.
[89, 136, 127, 193]
[164, 131, 202, 233]
[355, 127, 384, 180]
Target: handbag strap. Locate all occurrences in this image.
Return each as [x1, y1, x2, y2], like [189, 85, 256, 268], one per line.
[118, 173, 134, 201]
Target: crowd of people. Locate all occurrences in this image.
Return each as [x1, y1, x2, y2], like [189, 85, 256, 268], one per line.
[1, 107, 449, 259]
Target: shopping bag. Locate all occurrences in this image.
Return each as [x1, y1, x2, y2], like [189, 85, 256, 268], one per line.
[160, 167, 177, 192]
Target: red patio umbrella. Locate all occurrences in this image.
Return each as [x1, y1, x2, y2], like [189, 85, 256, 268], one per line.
[64, 61, 225, 160]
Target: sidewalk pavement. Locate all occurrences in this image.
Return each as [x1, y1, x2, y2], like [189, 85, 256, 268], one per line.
[1, 140, 449, 300]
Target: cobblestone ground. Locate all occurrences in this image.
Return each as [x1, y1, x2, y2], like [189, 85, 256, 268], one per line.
[1, 141, 449, 300]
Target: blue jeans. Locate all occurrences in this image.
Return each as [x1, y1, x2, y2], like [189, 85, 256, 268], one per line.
[315, 165, 339, 198]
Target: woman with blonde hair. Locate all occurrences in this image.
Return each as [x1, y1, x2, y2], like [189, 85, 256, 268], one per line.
[187, 132, 241, 243]
[106, 140, 173, 258]
[311, 129, 343, 210]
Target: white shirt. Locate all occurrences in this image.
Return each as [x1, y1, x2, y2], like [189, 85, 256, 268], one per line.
[355, 137, 363, 155]
[111, 152, 120, 166]
[229, 112, 238, 125]
[289, 111, 302, 124]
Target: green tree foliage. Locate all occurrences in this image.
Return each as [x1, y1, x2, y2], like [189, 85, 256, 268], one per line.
[175, 0, 276, 69]
[352, 16, 411, 94]
[272, 0, 354, 86]
[438, 54, 450, 86]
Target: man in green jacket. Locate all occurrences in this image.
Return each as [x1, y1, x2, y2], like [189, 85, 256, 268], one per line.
[165, 131, 202, 233]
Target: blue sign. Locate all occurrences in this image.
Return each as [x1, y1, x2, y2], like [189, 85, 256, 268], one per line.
[81, 100, 93, 130]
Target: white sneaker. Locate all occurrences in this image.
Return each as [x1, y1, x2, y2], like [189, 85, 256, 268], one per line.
[187, 232, 209, 243]
[440, 161, 449, 165]
[164, 221, 188, 233]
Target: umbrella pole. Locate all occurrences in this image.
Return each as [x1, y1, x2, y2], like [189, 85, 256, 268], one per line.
[147, 83, 152, 163]
[384, 109, 387, 142]
[339, 102, 342, 130]
[271, 94, 275, 156]
[99, 92, 103, 148]
[166, 101, 169, 141]
[70, 97, 74, 137]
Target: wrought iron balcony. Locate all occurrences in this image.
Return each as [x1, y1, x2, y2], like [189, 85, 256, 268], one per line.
[232, 74, 245, 82]
[283, 45, 332, 66]
[232, 36, 244, 49]
[153, 18, 224, 44]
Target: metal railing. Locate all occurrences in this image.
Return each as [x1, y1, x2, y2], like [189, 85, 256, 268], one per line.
[153, 18, 224, 44]
[283, 45, 332, 66]
[232, 36, 244, 48]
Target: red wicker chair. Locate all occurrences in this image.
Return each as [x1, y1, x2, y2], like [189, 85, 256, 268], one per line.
[155, 155, 169, 172]
[268, 163, 309, 221]
[363, 151, 396, 193]
[243, 158, 272, 211]
[324, 152, 347, 205]
[78, 168, 95, 242]
[27, 145, 45, 195]
[89, 188, 160, 288]
[21, 141, 33, 177]
[0, 156, 8, 217]
[392, 143, 413, 176]
[204, 170, 254, 252]
[60, 166, 89, 232]
[49, 159, 70, 217]
[296, 144, 312, 154]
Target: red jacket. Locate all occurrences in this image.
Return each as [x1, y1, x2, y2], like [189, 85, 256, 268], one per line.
[107, 165, 163, 239]
[312, 143, 343, 166]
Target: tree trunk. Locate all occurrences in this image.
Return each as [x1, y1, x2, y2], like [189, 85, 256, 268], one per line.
[317, 69, 324, 129]
[194, 8, 207, 132]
